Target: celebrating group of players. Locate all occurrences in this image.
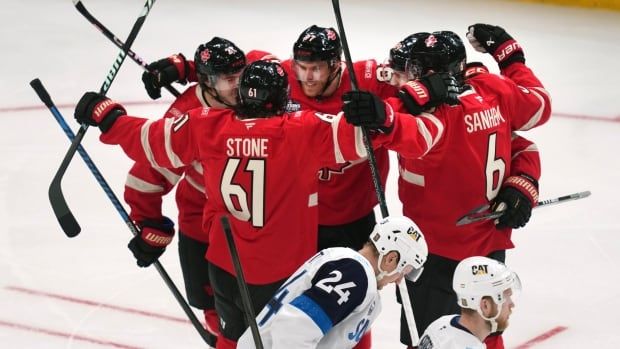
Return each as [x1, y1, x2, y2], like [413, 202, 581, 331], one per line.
[72, 21, 550, 349]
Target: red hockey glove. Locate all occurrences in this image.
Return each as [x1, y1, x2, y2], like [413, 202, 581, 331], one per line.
[492, 175, 539, 229]
[466, 24, 525, 69]
[128, 216, 175, 267]
[74, 91, 126, 132]
[398, 72, 460, 115]
[142, 53, 190, 99]
[342, 91, 393, 134]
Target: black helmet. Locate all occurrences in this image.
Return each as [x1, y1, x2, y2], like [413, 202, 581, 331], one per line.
[194, 37, 246, 78]
[293, 25, 342, 64]
[389, 32, 430, 73]
[408, 31, 466, 79]
[237, 61, 289, 118]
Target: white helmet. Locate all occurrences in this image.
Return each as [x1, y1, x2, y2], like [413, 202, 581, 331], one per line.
[370, 216, 428, 281]
[453, 256, 521, 331]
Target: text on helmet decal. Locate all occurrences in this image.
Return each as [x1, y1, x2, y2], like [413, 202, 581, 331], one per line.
[407, 226, 422, 242]
[471, 264, 489, 275]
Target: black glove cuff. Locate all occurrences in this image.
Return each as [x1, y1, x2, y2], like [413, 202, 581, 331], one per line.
[498, 52, 525, 70]
[398, 89, 424, 115]
[98, 109, 125, 133]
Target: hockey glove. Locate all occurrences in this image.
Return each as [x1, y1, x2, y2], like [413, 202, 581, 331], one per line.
[128, 216, 175, 267]
[492, 175, 539, 229]
[466, 24, 525, 69]
[342, 91, 392, 133]
[74, 91, 126, 132]
[142, 53, 190, 99]
[398, 72, 460, 115]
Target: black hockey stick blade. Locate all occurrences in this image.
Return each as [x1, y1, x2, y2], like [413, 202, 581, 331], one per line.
[456, 190, 592, 226]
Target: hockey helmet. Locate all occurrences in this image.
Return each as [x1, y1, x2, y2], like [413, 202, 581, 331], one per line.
[389, 32, 430, 73]
[195, 37, 246, 88]
[370, 216, 428, 281]
[293, 25, 342, 65]
[236, 61, 289, 118]
[407, 31, 466, 80]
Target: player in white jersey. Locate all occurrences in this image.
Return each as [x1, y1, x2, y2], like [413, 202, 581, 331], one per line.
[237, 216, 428, 349]
[418, 257, 521, 349]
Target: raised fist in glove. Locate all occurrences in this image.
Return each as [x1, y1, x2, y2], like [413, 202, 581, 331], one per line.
[74, 91, 126, 132]
[398, 72, 460, 115]
[142, 53, 190, 99]
[128, 217, 175, 267]
[466, 24, 525, 69]
[492, 175, 539, 229]
[342, 91, 391, 133]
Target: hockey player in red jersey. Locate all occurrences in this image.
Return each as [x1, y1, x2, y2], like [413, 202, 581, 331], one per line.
[123, 37, 252, 345]
[74, 60, 375, 349]
[280, 24, 399, 349]
[343, 25, 550, 349]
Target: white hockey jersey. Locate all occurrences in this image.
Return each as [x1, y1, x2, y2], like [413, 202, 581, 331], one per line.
[418, 315, 485, 349]
[237, 247, 380, 349]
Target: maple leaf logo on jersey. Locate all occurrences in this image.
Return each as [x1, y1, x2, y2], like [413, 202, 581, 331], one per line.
[200, 49, 211, 63]
[425, 35, 437, 47]
[326, 29, 337, 41]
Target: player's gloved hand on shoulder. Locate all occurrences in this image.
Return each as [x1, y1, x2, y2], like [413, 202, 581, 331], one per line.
[491, 174, 539, 229]
[466, 24, 525, 69]
[128, 216, 175, 267]
[74, 91, 126, 132]
[142, 53, 190, 99]
[342, 91, 392, 134]
[398, 72, 460, 115]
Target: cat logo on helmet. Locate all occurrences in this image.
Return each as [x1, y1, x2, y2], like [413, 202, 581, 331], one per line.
[472, 264, 489, 275]
[425, 35, 438, 47]
[407, 226, 422, 242]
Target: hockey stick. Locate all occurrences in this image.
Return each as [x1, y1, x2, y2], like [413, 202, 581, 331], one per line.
[331, 0, 419, 344]
[456, 190, 592, 226]
[73, 0, 180, 97]
[49, 0, 155, 238]
[30, 78, 216, 347]
[331, 0, 388, 219]
[220, 216, 264, 349]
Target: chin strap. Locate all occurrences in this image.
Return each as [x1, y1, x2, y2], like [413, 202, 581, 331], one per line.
[478, 304, 502, 333]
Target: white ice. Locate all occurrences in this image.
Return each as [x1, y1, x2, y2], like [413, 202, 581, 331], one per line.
[1, 0, 619, 348]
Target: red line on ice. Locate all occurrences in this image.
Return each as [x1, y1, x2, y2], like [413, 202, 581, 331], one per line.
[6, 286, 190, 325]
[0, 319, 143, 349]
[513, 326, 568, 348]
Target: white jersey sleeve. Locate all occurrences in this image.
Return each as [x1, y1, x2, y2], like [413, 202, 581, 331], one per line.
[418, 315, 486, 349]
[237, 247, 380, 349]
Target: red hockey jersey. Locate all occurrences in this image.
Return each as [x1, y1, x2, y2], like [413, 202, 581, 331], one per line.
[101, 108, 369, 284]
[379, 62, 550, 260]
[281, 59, 397, 225]
[124, 50, 274, 242]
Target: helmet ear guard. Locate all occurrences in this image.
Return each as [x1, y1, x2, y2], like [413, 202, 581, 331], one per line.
[369, 216, 428, 280]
